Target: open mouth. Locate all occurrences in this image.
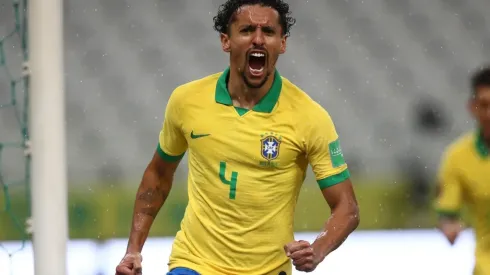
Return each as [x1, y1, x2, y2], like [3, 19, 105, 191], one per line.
[248, 50, 266, 76]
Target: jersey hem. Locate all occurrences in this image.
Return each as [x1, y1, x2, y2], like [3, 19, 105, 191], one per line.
[317, 169, 350, 189]
[435, 208, 460, 219]
[157, 143, 185, 162]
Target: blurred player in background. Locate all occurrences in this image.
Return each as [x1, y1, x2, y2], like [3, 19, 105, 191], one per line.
[116, 0, 360, 275]
[435, 66, 490, 275]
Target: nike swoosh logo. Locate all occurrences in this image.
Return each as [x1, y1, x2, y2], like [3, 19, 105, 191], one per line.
[190, 131, 210, 139]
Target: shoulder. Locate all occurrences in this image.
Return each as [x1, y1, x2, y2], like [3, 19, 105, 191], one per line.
[280, 77, 330, 119]
[279, 77, 338, 141]
[169, 71, 222, 105]
[441, 131, 475, 163]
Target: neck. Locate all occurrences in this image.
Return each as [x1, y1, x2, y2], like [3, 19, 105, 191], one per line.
[227, 67, 274, 109]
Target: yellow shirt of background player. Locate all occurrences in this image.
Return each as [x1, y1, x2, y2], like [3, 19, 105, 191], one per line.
[435, 130, 490, 275]
[157, 68, 350, 275]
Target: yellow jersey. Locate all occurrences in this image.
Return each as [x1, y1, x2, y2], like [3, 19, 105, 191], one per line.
[158, 67, 350, 275]
[435, 130, 490, 275]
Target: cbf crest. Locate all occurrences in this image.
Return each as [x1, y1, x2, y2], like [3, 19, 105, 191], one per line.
[259, 132, 282, 167]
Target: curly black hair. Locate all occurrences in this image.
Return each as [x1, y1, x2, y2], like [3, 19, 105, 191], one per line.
[471, 65, 490, 98]
[213, 0, 296, 37]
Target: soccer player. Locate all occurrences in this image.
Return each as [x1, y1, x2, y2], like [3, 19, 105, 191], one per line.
[115, 1, 360, 274]
[435, 66, 490, 275]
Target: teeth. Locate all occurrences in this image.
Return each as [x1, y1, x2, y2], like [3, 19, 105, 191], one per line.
[249, 67, 264, 73]
[251, 52, 265, 57]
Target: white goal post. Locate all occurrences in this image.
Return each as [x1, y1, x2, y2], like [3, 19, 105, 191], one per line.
[28, 0, 68, 274]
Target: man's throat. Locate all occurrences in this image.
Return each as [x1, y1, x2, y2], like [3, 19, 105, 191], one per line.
[231, 91, 262, 109]
[228, 76, 272, 109]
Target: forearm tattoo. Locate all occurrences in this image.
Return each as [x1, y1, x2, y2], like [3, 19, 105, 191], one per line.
[138, 207, 159, 219]
[136, 187, 164, 218]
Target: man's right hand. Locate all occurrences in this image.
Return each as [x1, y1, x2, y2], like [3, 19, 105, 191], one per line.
[439, 219, 464, 245]
[115, 252, 143, 275]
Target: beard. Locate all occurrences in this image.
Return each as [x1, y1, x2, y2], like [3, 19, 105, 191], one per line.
[241, 69, 271, 89]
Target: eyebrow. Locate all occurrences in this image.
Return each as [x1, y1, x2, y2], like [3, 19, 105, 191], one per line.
[238, 24, 276, 30]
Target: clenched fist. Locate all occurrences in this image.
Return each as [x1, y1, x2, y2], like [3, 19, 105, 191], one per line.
[284, 240, 323, 273]
[115, 252, 143, 275]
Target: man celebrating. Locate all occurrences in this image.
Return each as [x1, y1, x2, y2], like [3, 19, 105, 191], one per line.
[435, 66, 490, 275]
[116, 1, 360, 274]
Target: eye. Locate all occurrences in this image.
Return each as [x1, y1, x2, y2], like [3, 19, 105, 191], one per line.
[262, 27, 275, 35]
[240, 26, 254, 33]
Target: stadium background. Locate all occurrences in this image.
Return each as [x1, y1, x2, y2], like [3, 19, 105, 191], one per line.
[0, 0, 488, 274]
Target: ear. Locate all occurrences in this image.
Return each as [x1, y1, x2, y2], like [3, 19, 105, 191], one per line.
[279, 36, 287, 54]
[468, 99, 477, 117]
[220, 33, 231, 53]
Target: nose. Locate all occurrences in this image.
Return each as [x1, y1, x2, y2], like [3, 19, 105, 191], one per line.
[252, 30, 265, 47]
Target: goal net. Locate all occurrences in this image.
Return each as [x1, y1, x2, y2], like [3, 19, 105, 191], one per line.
[0, 0, 31, 266]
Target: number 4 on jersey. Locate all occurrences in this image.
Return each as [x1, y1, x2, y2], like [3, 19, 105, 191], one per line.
[219, 161, 238, 199]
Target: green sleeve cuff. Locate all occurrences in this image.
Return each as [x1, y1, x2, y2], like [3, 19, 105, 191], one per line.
[436, 209, 460, 219]
[156, 143, 185, 162]
[317, 169, 350, 189]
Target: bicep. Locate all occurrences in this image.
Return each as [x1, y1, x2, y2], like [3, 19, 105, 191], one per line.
[321, 178, 358, 211]
[305, 105, 350, 189]
[153, 150, 181, 174]
[436, 178, 463, 215]
[157, 90, 188, 160]
[435, 154, 463, 217]
[145, 150, 181, 189]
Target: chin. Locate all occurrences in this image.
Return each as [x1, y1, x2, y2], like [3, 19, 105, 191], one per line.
[242, 71, 270, 89]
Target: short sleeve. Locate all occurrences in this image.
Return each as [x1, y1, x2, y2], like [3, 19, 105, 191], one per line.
[304, 104, 350, 190]
[157, 90, 187, 162]
[434, 149, 463, 218]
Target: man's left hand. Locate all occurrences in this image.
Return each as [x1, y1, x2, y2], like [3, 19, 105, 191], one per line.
[284, 240, 324, 272]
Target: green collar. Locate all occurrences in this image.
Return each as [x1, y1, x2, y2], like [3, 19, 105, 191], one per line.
[215, 67, 282, 113]
[475, 130, 489, 158]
